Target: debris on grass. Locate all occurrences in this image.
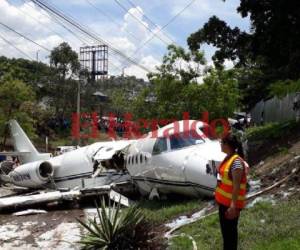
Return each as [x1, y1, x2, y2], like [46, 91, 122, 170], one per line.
[13, 209, 47, 216]
[246, 195, 276, 208]
[164, 202, 215, 238]
[248, 179, 261, 193]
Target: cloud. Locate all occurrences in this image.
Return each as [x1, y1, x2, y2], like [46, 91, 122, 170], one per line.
[0, 1, 68, 61]
[102, 6, 166, 79]
[0, 1, 53, 37]
[125, 55, 160, 80]
[122, 6, 150, 44]
[170, 0, 240, 20]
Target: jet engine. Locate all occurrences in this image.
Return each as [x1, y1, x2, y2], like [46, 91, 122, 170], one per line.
[8, 161, 54, 188]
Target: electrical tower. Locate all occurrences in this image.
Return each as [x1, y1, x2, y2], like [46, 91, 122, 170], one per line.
[80, 45, 108, 81]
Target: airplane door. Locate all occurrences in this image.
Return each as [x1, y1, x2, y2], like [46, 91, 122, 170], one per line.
[151, 137, 185, 183]
[151, 137, 169, 181]
[183, 145, 217, 196]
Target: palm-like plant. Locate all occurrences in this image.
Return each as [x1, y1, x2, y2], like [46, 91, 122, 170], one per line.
[77, 199, 145, 250]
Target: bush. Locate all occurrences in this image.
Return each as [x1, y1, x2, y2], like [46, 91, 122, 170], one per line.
[77, 199, 155, 250]
[245, 120, 300, 141]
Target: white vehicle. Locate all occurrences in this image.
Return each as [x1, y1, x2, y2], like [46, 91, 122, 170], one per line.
[0, 119, 225, 199]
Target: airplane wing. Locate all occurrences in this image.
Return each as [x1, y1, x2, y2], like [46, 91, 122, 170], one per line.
[0, 151, 30, 156]
[0, 184, 133, 210]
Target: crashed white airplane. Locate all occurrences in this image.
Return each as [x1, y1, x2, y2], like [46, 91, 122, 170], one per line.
[0, 119, 225, 208]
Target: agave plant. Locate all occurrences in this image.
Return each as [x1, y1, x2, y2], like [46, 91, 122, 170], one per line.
[77, 198, 145, 250]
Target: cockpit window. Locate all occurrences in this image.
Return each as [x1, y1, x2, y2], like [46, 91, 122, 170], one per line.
[170, 133, 205, 150]
[152, 137, 167, 155]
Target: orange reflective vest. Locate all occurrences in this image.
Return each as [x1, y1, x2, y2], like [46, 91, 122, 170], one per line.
[215, 154, 247, 209]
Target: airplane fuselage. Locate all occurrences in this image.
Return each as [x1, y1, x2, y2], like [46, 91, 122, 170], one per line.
[3, 119, 225, 198]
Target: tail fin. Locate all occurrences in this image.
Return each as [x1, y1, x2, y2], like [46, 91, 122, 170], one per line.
[8, 120, 51, 163]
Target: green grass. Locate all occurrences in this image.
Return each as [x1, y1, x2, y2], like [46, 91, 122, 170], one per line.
[169, 199, 300, 250]
[254, 238, 300, 250]
[136, 198, 206, 224]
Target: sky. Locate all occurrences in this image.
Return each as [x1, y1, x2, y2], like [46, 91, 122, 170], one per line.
[0, 0, 250, 80]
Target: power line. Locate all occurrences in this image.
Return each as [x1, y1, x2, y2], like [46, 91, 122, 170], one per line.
[23, 0, 132, 75]
[85, 0, 140, 42]
[113, 0, 171, 47]
[22, 0, 91, 45]
[30, 0, 151, 73]
[111, 0, 196, 71]
[46, 10, 91, 45]
[159, 0, 197, 32]
[0, 32, 34, 60]
[126, 0, 176, 45]
[0, 22, 51, 52]
[8, 0, 67, 44]
[126, 0, 197, 65]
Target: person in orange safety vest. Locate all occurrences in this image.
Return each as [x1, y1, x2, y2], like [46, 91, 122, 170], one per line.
[215, 133, 248, 250]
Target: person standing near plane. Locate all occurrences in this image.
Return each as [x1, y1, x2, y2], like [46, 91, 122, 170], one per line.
[215, 134, 248, 250]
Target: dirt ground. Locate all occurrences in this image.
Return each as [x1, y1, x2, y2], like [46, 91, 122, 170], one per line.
[248, 140, 300, 202]
[0, 194, 97, 250]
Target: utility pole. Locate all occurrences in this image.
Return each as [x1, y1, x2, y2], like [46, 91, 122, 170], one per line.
[36, 50, 40, 62]
[77, 77, 81, 146]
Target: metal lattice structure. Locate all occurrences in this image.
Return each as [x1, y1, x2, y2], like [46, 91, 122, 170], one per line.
[80, 45, 108, 80]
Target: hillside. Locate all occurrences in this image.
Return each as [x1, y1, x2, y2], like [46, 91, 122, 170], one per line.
[167, 134, 300, 249]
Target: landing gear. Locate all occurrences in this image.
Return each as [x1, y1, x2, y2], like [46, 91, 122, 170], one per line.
[149, 188, 160, 200]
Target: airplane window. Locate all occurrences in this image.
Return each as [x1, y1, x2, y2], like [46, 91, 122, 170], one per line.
[140, 154, 143, 164]
[144, 155, 147, 163]
[136, 155, 139, 164]
[170, 133, 205, 150]
[152, 137, 167, 155]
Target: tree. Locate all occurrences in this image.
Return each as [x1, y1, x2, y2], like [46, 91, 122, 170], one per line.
[0, 79, 36, 148]
[130, 45, 240, 121]
[139, 45, 207, 120]
[48, 42, 81, 116]
[269, 79, 300, 98]
[94, 75, 151, 118]
[111, 89, 132, 116]
[188, 0, 300, 109]
[200, 69, 240, 119]
[50, 42, 80, 79]
[0, 56, 56, 101]
[149, 44, 206, 85]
